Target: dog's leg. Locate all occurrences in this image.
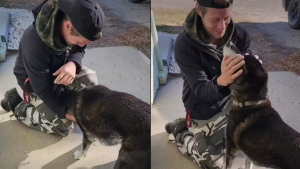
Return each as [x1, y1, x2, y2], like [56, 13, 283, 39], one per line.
[73, 126, 95, 160]
[244, 158, 253, 169]
[114, 145, 127, 169]
[82, 130, 95, 157]
[225, 138, 237, 169]
[225, 149, 236, 169]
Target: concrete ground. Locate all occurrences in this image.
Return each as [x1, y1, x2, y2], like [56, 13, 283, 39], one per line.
[0, 47, 150, 169]
[151, 72, 300, 169]
[95, 0, 150, 28]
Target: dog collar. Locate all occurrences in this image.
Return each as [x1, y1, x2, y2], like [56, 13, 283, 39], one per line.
[232, 100, 266, 107]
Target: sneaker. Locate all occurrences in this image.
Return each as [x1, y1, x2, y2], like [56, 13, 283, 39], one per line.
[1, 88, 23, 112]
[165, 118, 188, 137]
[13, 101, 33, 119]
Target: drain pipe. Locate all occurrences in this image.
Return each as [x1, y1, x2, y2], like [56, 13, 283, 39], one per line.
[0, 11, 10, 62]
[151, 10, 168, 104]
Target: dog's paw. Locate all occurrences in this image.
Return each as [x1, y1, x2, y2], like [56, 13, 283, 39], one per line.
[82, 152, 87, 157]
[73, 150, 83, 160]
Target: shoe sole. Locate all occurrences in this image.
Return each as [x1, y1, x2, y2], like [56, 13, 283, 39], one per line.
[1, 88, 22, 112]
[165, 123, 172, 134]
[0, 99, 11, 112]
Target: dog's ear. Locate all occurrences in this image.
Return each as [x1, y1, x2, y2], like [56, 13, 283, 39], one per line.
[244, 54, 267, 85]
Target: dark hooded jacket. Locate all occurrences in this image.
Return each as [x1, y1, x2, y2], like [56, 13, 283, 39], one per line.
[174, 8, 253, 120]
[13, 0, 86, 118]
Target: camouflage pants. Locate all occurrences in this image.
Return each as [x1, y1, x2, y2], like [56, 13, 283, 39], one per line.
[14, 66, 98, 137]
[176, 100, 232, 169]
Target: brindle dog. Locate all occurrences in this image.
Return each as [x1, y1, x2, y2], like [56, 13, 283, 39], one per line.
[66, 85, 150, 169]
[225, 54, 300, 169]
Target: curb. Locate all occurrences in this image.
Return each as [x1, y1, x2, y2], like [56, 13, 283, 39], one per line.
[0, 10, 10, 62]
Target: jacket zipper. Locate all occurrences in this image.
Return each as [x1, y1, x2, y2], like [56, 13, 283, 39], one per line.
[64, 45, 72, 64]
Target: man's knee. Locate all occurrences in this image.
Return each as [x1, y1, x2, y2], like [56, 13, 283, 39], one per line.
[14, 101, 33, 120]
[39, 108, 74, 137]
[175, 130, 193, 144]
[51, 120, 74, 137]
[76, 66, 98, 87]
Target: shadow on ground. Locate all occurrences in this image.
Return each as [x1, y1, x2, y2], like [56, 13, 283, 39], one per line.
[92, 161, 117, 169]
[151, 132, 199, 169]
[156, 25, 184, 34]
[0, 119, 62, 168]
[0, 110, 7, 115]
[42, 144, 117, 169]
[42, 145, 81, 169]
[236, 21, 300, 61]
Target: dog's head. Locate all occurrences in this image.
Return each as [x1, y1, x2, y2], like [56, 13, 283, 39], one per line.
[229, 54, 268, 102]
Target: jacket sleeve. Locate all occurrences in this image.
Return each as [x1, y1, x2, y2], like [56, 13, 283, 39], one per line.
[174, 37, 226, 103]
[23, 47, 68, 118]
[67, 45, 86, 74]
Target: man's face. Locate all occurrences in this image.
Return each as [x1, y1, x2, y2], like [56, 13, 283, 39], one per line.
[197, 5, 232, 39]
[61, 20, 92, 47]
[66, 34, 92, 47]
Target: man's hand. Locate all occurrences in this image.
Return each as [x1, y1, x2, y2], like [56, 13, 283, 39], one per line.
[217, 54, 245, 86]
[54, 61, 76, 85]
[66, 113, 76, 122]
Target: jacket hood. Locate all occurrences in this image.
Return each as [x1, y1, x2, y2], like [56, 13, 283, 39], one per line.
[33, 0, 67, 51]
[183, 8, 235, 50]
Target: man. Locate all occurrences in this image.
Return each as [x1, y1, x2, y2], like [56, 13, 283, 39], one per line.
[165, 0, 261, 168]
[0, 0, 105, 137]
